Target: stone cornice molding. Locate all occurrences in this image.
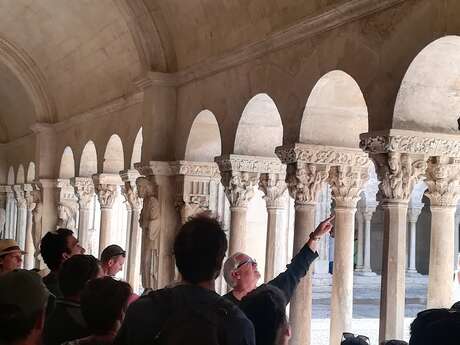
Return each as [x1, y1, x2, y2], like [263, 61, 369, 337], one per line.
[173, 0, 404, 86]
[135, 161, 173, 177]
[215, 155, 285, 174]
[120, 169, 141, 183]
[424, 157, 460, 207]
[53, 92, 143, 132]
[0, 37, 55, 123]
[92, 173, 123, 186]
[136, 160, 220, 178]
[360, 129, 460, 157]
[276, 143, 369, 167]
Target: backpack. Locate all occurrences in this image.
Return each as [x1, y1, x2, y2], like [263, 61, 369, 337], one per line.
[150, 288, 236, 345]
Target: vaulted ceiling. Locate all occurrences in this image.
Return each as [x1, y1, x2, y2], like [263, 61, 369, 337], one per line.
[0, 0, 347, 142]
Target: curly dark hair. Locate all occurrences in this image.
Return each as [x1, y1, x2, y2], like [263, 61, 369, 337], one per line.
[40, 228, 74, 271]
[58, 254, 100, 297]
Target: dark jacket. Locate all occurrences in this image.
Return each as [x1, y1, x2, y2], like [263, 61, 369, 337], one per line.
[43, 271, 62, 298]
[224, 244, 318, 305]
[114, 284, 255, 345]
[43, 299, 90, 345]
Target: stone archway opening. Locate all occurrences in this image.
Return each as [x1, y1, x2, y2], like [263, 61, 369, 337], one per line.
[130, 128, 143, 169]
[59, 146, 75, 179]
[26, 162, 35, 183]
[16, 164, 25, 184]
[103, 134, 125, 174]
[185, 110, 221, 161]
[79, 141, 98, 177]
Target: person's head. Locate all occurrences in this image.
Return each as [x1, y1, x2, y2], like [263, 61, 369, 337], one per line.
[410, 308, 460, 345]
[0, 239, 25, 273]
[100, 245, 126, 277]
[81, 277, 132, 335]
[174, 213, 227, 285]
[223, 252, 261, 292]
[59, 254, 101, 300]
[40, 228, 84, 271]
[136, 177, 154, 198]
[240, 285, 290, 345]
[341, 333, 370, 345]
[0, 270, 49, 345]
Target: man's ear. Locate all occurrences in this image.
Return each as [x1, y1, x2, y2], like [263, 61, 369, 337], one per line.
[231, 270, 240, 280]
[62, 252, 70, 261]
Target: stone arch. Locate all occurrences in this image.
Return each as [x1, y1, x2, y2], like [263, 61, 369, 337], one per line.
[16, 164, 25, 184]
[130, 128, 143, 169]
[103, 134, 124, 173]
[185, 110, 221, 161]
[26, 162, 35, 183]
[80, 141, 98, 177]
[234, 93, 283, 157]
[59, 147, 75, 179]
[7, 166, 14, 185]
[300, 70, 368, 148]
[393, 36, 460, 133]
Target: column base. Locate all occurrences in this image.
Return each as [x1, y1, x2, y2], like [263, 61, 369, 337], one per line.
[354, 268, 377, 277]
[406, 269, 423, 278]
[353, 272, 380, 286]
[312, 272, 332, 286]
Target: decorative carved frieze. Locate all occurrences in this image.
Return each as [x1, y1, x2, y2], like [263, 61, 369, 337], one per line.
[172, 161, 220, 178]
[328, 165, 369, 208]
[276, 144, 369, 167]
[215, 155, 285, 174]
[424, 157, 460, 207]
[259, 173, 287, 209]
[72, 177, 95, 209]
[370, 152, 426, 202]
[286, 162, 329, 206]
[360, 130, 460, 157]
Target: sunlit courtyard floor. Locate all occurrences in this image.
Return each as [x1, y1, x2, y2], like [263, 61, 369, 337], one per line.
[310, 274, 429, 345]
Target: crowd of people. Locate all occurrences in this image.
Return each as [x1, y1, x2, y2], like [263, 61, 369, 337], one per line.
[0, 213, 459, 345]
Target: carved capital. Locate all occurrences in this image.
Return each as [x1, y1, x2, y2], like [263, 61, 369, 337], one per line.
[220, 170, 259, 208]
[370, 152, 426, 203]
[13, 185, 27, 209]
[329, 165, 369, 208]
[72, 177, 95, 209]
[95, 184, 118, 209]
[363, 207, 376, 222]
[286, 162, 329, 206]
[121, 181, 141, 211]
[407, 207, 422, 223]
[259, 173, 287, 209]
[424, 157, 460, 207]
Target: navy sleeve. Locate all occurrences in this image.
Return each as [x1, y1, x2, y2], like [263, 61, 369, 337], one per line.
[268, 244, 318, 303]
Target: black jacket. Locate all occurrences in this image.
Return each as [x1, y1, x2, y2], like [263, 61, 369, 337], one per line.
[224, 244, 318, 305]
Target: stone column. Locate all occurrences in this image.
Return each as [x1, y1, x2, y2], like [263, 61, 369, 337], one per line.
[13, 185, 27, 251]
[24, 184, 36, 269]
[361, 133, 427, 343]
[259, 172, 287, 281]
[120, 170, 142, 289]
[406, 207, 422, 275]
[0, 186, 6, 239]
[328, 164, 369, 345]
[425, 156, 460, 308]
[93, 174, 120, 256]
[362, 207, 376, 273]
[355, 205, 365, 271]
[276, 143, 336, 345]
[72, 177, 95, 251]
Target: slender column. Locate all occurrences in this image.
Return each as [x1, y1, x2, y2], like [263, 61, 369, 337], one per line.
[0, 186, 6, 239]
[220, 170, 258, 255]
[406, 207, 422, 274]
[362, 208, 376, 273]
[120, 170, 142, 289]
[284, 161, 329, 345]
[368, 152, 426, 343]
[455, 204, 460, 268]
[13, 185, 27, 251]
[425, 156, 460, 308]
[72, 177, 94, 250]
[355, 207, 364, 270]
[259, 172, 287, 281]
[329, 165, 369, 345]
[24, 185, 36, 269]
[94, 181, 118, 255]
[5, 186, 14, 239]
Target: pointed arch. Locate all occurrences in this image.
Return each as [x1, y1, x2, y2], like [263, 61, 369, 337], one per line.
[16, 164, 25, 184]
[103, 134, 124, 173]
[26, 162, 35, 183]
[80, 141, 98, 177]
[394, 36, 460, 133]
[130, 128, 143, 169]
[185, 110, 221, 161]
[300, 70, 368, 148]
[7, 166, 14, 185]
[59, 147, 75, 179]
[234, 94, 283, 157]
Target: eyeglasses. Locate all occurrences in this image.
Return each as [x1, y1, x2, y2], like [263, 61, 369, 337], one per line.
[342, 332, 370, 344]
[235, 257, 257, 270]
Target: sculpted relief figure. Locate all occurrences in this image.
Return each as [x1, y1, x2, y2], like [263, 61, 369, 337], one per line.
[57, 202, 77, 230]
[136, 177, 161, 289]
[31, 190, 43, 257]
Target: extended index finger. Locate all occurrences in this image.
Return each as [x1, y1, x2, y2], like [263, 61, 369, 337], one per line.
[324, 214, 335, 223]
